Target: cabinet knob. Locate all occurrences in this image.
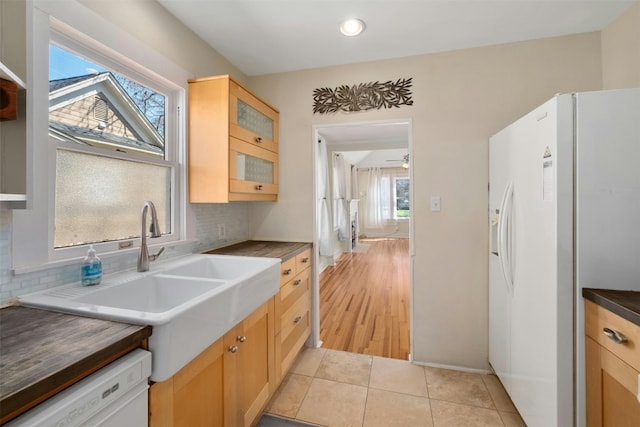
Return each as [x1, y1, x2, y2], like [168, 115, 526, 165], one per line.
[294, 279, 302, 286]
[228, 345, 239, 353]
[255, 185, 263, 191]
[283, 268, 292, 275]
[255, 137, 263, 143]
[301, 257, 309, 263]
[237, 335, 247, 343]
[603, 328, 627, 344]
[294, 316, 302, 324]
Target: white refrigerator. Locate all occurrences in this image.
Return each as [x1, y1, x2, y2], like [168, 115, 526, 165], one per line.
[489, 88, 640, 427]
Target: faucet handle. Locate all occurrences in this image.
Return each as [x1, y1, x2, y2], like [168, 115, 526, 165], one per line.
[150, 247, 165, 261]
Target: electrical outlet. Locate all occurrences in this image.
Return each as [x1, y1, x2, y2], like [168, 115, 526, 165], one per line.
[217, 224, 226, 239]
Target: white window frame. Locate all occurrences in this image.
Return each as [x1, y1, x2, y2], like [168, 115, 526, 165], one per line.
[48, 32, 180, 259]
[12, 1, 190, 273]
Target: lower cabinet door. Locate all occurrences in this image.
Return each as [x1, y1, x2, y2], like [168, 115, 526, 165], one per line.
[236, 300, 275, 427]
[149, 339, 225, 427]
[149, 300, 275, 427]
[586, 336, 640, 427]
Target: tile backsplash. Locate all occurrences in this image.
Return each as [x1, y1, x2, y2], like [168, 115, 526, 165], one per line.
[0, 203, 250, 305]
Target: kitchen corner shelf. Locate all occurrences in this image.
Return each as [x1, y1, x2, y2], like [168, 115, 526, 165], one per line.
[0, 61, 26, 89]
[0, 193, 27, 209]
[0, 61, 27, 208]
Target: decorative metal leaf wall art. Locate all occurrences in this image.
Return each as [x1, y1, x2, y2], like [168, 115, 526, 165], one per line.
[313, 78, 413, 114]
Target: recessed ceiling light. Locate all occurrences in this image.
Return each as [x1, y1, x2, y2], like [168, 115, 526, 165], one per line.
[340, 18, 366, 36]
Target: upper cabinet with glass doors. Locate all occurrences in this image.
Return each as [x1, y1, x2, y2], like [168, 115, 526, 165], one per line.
[188, 75, 279, 202]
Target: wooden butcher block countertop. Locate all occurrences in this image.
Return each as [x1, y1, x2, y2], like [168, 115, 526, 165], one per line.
[206, 240, 312, 262]
[0, 306, 152, 423]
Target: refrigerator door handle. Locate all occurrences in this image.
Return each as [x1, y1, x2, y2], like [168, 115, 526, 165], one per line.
[498, 182, 514, 294]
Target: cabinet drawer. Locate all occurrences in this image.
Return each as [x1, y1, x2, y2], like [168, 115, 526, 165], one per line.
[280, 258, 296, 286]
[280, 268, 310, 312]
[586, 300, 640, 371]
[280, 311, 310, 374]
[281, 292, 310, 342]
[275, 268, 310, 335]
[295, 249, 312, 273]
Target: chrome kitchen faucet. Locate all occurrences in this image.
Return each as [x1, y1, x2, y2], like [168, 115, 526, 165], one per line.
[137, 200, 165, 272]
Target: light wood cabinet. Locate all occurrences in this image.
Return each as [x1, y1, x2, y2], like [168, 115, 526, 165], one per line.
[149, 299, 275, 427]
[274, 248, 312, 383]
[585, 300, 640, 427]
[188, 75, 279, 203]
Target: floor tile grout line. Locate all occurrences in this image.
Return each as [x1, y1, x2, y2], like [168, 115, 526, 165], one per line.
[293, 349, 330, 424]
[480, 373, 520, 415]
[423, 364, 436, 427]
[480, 374, 501, 413]
[361, 386, 370, 427]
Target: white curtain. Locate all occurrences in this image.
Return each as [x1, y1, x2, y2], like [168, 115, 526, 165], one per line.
[317, 138, 333, 256]
[351, 164, 358, 200]
[332, 154, 349, 241]
[364, 167, 392, 229]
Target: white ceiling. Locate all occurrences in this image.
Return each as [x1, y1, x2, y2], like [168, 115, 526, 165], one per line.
[319, 121, 409, 168]
[157, 0, 634, 77]
[340, 148, 409, 169]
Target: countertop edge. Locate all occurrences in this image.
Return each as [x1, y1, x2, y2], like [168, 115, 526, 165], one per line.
[582, 288, 640, 327]
[0, 307, 152, 423]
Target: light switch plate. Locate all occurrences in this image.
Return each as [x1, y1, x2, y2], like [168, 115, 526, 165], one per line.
[430, 196, 441, 212]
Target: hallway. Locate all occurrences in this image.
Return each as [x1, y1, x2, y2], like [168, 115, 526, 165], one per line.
[319, 238, 410, 360]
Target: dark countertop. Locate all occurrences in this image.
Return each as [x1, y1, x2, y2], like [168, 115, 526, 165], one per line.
[583, 288, 640, 327]
[0, 306, 152, 423]
[206, 240, 312, 262]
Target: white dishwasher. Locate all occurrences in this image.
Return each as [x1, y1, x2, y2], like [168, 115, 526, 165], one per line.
[6, 348, 152, 427]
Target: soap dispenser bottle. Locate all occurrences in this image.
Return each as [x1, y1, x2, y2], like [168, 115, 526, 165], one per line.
[81, 245, 102, 286]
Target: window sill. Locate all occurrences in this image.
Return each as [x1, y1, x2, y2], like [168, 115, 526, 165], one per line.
[12, 238, 198, 275]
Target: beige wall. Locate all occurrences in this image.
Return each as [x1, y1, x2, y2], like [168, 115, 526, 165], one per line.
[248, 32, 602, 370]
[79, 0, 246, 83]
[602, 1, 640, 89]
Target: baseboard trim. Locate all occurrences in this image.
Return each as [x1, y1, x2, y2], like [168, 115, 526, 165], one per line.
[411, 360, 492, 375]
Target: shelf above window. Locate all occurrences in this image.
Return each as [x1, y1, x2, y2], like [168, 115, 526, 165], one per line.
[0, 61, 26, 89]
[0, 193, 27, 209]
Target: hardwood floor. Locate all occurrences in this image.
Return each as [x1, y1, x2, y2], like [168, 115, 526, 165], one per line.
[319, 238, 410, 360]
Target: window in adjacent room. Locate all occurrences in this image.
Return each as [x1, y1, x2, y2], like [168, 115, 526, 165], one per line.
[394, 177, 410, 219]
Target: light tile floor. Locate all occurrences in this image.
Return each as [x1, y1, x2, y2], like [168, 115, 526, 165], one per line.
[264, 348, 526, 427]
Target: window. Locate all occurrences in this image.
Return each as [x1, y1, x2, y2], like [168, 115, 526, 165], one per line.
[364, 168, 409, 230]
[394, 177, 410, 219]
[48, 39, 178, 250]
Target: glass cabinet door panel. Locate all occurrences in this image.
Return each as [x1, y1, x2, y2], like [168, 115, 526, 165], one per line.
[237, 99, 274, 141]
[236, 152, 274, 184]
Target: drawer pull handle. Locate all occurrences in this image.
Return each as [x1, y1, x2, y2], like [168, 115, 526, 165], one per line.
[294, 279, 302, 286]
[283, 268, 292, 275]
[237, 335, 246, 343]
[301, 257, 309, 263]
[228, 345, 239, 353]
[255, 185, 263, 191]
[603, 328, 627, 344]
[294, 316, 302, 324]
[255, 137, 263, 143]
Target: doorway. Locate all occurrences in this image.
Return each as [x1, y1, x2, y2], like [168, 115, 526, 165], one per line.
[311, 119, 413, 360]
